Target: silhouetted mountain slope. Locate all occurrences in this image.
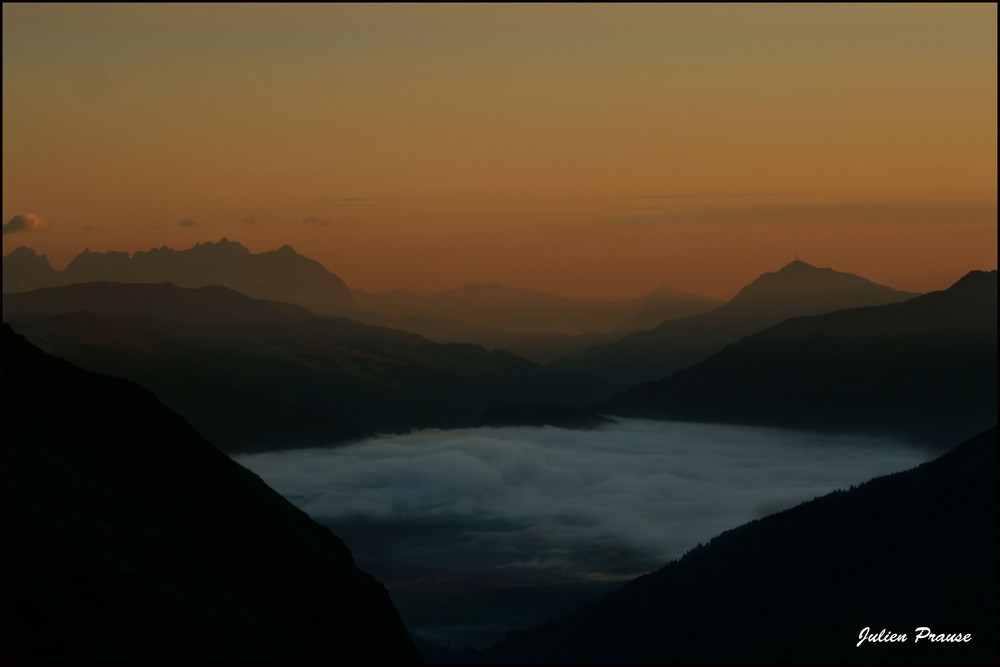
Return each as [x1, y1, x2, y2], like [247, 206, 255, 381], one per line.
[605, 270, 997, 449]
[1, 324, 420, 664]
[552, 260, 916, 393]
[3, 282, 605, 452]
[354, 310, 619, 365]
[483, 426, 998, 664]
[353, 283, 720, 336]
[3, 239, 358, 315]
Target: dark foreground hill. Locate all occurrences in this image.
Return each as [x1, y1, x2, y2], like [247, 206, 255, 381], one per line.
[605, 270, 998, 449]
[3, 239, 359, 315]
[479, 426, 998, 664]
[3, 282, 604, 452]
[552, 260, 916, 393]
[1, 324, 420, 664]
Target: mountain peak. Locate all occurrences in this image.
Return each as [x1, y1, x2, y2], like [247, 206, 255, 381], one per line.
[4, 246, 41, 260]
[776, 259, 819, 273]
[2, 246, 57, 292]
[728, 261, 913, 312]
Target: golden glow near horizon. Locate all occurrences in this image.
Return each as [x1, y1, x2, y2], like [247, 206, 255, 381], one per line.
[3, 3, 996, 299]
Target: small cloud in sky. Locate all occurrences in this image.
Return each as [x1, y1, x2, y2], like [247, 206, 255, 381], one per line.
[302, 215, 333, 227]
[3, 213, 50, 235]
[244, 214, 270, 225]
[179, 218, 201, 228]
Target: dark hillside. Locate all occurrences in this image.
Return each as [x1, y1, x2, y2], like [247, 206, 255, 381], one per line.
[2, 324, 420, 664]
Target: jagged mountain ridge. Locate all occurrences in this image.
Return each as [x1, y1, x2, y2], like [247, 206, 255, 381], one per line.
[551, 260, 918, 393]
[603, 270, 998, 449]
[3, 239, 358, 315]
[2, 324, 420, 664]
[3, 282, 606, 452]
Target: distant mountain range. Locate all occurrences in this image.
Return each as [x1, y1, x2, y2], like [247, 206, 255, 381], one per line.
[3, 282, 605, 452]
[353, 282, 721, 335]
[352, 283, 723, 366]
[552, 260, 918, 392]
[604, 270, 997, 449]
[475, 425, 998, 664]
[2, 324, 420, 664]
[3, 239, 359, 315]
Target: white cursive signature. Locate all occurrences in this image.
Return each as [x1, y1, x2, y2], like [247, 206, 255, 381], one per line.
[857, 626, 972, 647]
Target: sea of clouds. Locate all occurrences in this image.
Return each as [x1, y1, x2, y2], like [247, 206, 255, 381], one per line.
[236, 419, 930, 645]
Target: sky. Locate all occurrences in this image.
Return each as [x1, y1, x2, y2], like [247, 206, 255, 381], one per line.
[236, 419, 930, 646]
[3, 3, 996, 299]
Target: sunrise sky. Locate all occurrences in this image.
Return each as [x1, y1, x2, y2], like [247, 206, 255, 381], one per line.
[3, 3, 996, 299]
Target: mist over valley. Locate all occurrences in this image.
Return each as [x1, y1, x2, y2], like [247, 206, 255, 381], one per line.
[236, 420, 931, 647]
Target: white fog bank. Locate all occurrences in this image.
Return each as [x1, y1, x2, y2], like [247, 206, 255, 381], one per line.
[238, 420, 929, 573]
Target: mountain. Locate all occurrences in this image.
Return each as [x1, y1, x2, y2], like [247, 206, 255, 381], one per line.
[2, 239, 359, 315]
[1, 324, 420, 664]
[613, 284, 724, 332]
[3, 282, 605, 452]
[604, 270, 997, 449]
[1, 246, 58, 292]
[353, 283, 721, 336]
[551, 260, 917, 393]
[481, 426, 998, 664]
[353, 311, 619, 366]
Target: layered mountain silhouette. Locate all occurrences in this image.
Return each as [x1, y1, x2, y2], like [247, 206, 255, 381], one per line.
[353, 283, 722, 365]
[604, 270, 998, 449]
[478, 426, 998, 664]
[353, 283, 720, 336]
[3, 282, 605, 452]
[552, 260, 917, 393]
[2, 324, 420, 664]
[3, 239, 358, 315]
[351, 312, 617, 366]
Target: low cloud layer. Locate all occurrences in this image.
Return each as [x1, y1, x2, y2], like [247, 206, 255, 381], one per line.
[240, 419, 927, 572]
[3, 213, 49, 235]
[238, 420, 929, 645]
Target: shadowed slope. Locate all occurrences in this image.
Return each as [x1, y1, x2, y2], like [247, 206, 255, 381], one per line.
[605, 270, 997, 449]
[3, 282, 605, 452]
[1, 324, 420, 664]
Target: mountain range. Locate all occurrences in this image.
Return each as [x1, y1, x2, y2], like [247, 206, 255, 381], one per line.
[2, 324, 420, 664]
[551, 260, 918, 392]
[3, 239, 359, 315]
[3, 282, 605, 452]
[353, 282, 721, 335]
[603, 270, 998, 449]
[2, 240, 724, 366]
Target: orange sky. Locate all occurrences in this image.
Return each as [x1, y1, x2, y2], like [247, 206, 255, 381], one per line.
[3, 3, 996, 299]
